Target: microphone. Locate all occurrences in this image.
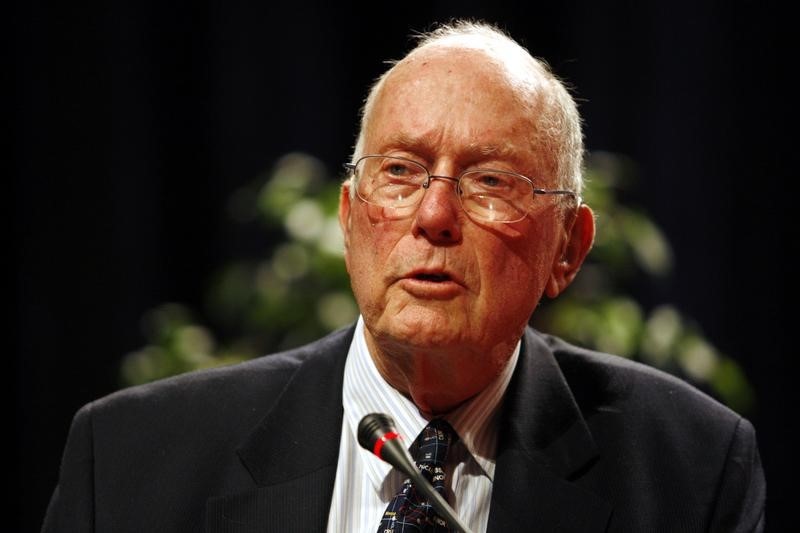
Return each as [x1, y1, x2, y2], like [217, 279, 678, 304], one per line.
[358, 413, 474, 533]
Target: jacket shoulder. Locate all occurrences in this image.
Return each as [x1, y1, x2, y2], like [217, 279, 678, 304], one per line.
[538, 331, 743, 429]
[77, 324, 354, 443]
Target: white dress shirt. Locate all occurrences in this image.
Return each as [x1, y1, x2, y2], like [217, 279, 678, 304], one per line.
[326, 316, 520, 533]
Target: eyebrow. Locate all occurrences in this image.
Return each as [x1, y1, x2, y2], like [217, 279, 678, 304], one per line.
[467, 141, 520, 160]
[380, 132, 523, 163]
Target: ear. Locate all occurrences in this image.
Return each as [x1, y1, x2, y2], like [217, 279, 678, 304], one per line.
[545, 204, 595, 298]
[338, 180, 353, 270]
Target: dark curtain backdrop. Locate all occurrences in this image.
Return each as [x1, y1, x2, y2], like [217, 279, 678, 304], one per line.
[14, 2, 792, 531]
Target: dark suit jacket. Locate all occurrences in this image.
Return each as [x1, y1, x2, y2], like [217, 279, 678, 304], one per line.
[42, 325, 765, 532]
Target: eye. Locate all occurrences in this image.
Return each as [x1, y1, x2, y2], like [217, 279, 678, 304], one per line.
[479, 175, 502, 187]
[383, 161, 414, 177]
[473, 172, 515, 190]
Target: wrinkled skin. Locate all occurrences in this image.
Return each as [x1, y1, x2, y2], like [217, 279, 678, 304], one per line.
[339, 47, 595, 416]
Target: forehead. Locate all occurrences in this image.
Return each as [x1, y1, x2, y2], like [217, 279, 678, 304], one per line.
[381, 47, 530, 111]
[366, 47, 545, 169]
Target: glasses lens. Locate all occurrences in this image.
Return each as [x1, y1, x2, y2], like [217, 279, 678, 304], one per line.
[355, 157, 427, 207]
[459, 170, 534, 222]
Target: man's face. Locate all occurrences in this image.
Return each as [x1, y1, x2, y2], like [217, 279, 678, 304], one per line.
[339, 48, 586, 411]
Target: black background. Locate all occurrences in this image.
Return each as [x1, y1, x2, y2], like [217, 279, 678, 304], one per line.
[14, 1, 793, 531]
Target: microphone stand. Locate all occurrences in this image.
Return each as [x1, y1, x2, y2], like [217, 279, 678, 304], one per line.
[359, 413, 474, 533]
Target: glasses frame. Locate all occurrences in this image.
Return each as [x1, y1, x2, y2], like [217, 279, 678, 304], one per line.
[343, 154, 579, 223]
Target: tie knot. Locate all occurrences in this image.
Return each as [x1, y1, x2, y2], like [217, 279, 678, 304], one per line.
[414, 419, 456, 468]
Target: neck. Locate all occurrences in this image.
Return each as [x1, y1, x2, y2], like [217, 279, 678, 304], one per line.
[364, 327, 514, 416]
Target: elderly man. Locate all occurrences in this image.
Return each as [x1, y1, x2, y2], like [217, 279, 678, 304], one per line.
[43, 21, 765, 533]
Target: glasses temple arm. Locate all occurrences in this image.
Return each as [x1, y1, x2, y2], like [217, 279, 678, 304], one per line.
[533, 188, 582, 204]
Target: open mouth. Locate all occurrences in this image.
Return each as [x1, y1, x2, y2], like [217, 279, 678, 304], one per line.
[401, 270, 463, 298]
[414, 273, 452, 282]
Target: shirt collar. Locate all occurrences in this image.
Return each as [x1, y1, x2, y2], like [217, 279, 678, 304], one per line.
[342, 316, 520, 491]
[447, 337, 519, 481]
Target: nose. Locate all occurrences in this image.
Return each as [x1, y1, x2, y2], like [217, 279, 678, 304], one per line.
[413, 174, 463, 244]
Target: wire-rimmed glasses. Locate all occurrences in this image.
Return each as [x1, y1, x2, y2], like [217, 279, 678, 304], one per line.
[344, 155, 577, 223]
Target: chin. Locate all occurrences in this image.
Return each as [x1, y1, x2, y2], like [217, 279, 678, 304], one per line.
[376, 308, 471, 350]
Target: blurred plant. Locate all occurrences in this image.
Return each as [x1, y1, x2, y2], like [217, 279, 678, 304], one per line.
[121, 153, 358, 386]
[121, 151, 754, 414]
[530, 151, 754, 414]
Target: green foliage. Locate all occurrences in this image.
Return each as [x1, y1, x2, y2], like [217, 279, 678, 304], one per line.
[120, 151, 755, 415]
[121, 153, 358, 386]
[530, 152, 754, 414]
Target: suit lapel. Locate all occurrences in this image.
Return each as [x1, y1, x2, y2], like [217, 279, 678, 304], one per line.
[487, 329, 612, 532]
[202, 325, 611, 532]
[206, 326, 354, 533]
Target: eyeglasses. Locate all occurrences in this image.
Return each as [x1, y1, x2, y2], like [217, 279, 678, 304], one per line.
[344, 155, 578, 223]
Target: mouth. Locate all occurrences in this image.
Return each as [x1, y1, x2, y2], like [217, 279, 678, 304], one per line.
[405, 267, 462, 284]
[399, 269, 465, 299]
[412, 272, 453, 282]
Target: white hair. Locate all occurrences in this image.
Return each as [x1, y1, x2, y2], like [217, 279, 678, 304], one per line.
[350, 21, 585, 200]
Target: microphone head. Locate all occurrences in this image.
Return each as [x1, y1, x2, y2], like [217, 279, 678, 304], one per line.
[357, 412, 397, 454]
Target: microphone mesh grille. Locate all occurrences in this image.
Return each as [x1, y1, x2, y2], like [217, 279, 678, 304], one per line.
[357, 412, 396, 451]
